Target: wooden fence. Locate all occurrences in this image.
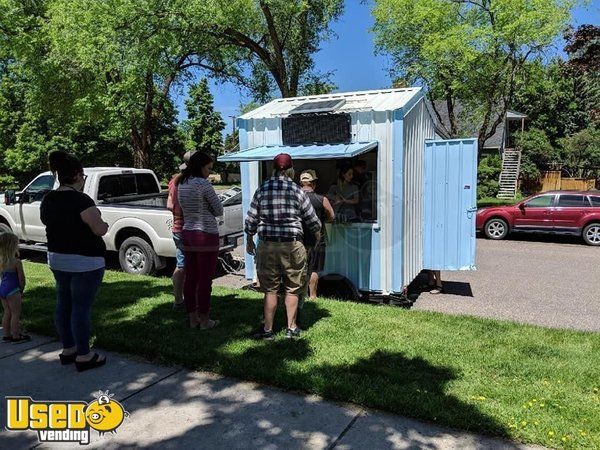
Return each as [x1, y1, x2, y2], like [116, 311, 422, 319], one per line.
[540, 171, 596, 192]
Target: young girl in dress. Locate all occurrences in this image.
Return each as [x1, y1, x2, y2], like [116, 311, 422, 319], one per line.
[0, 232, 29, 343]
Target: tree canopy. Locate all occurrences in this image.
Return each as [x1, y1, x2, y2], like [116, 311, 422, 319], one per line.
[372, 0, 574, 155]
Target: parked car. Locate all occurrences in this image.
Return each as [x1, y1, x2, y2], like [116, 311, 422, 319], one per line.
[476, 191, 600, 245]
[0, 168, 243, 275]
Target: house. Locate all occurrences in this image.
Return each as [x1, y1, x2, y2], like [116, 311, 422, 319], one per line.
[427, 100, 527, 156]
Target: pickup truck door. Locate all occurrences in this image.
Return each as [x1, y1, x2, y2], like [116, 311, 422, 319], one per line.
[218, 188, 243, 237]
[20, 174, 56, 242]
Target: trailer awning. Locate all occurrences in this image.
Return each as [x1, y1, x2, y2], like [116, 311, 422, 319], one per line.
[218, 141, 378, 162]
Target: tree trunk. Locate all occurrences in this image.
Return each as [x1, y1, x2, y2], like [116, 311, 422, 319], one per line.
[131, 125, 150, 168]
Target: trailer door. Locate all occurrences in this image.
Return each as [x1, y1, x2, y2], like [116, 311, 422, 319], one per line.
[423, 139, 477, 270]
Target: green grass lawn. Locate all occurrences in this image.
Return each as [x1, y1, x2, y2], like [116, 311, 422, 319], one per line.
[21, 262, 599, 449]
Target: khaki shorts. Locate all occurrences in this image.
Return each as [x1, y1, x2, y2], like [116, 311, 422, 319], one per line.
[256, 240, 307, 296]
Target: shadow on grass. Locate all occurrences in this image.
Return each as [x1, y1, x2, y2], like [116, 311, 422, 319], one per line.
[21, 275, 514, 444]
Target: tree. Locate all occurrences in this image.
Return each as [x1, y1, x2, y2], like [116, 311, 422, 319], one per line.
[209, 0, 343, 99]
[44, 0, 237, 168]
[512, 59, 587, 146]
[515, 128, 559, 181]
[559, 126, 600, 179]
[181, 78, 225, 153]
[564, 24, 600, 125]
[372, 0, 574, 156]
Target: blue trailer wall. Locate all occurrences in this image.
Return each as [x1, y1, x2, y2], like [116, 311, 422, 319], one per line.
[423, 139, 478, 271]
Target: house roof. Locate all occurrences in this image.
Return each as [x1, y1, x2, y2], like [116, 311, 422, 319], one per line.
[426, 101, 526, 149]
[240, 88, 423, 120]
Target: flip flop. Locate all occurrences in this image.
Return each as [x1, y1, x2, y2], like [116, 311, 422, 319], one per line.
[75, 353, 107, 372]
[59, 353, 77, 365]
[11, 334, 31, 344]
[198, 319, 220, 330]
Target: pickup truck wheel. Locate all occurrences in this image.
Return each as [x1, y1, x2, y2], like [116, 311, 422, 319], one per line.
[583, 223, 600, 246]
[484, 218, 509, 240]
[0, 223, 11, 234]
[119, 237, 156, 275]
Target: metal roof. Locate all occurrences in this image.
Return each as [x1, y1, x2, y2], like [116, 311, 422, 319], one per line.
[239, 88, 423, 120]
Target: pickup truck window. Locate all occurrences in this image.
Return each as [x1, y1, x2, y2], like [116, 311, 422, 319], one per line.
[98, 174, 159, 199]
[25, 175, 55, 202]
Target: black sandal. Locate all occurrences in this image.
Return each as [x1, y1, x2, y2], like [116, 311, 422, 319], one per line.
[59, 353, 77, 365]
[11, 334, 31, 344]
[75, 353, 106, 372]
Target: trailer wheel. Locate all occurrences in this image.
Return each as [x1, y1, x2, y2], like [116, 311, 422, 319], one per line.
[119, 236, 156, 276]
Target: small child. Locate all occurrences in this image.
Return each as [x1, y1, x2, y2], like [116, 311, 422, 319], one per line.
[0, 232, 29, 343]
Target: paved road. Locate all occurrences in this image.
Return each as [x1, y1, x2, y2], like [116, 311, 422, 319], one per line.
[214, 236, 600, 332]
[0, 335, 542, 449]
[412, 237, 600, 332]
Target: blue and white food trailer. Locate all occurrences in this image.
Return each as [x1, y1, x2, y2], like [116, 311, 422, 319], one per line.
[219, 88, 477, 302]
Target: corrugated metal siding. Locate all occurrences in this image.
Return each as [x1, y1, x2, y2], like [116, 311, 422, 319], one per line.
[423, 139, 478, 271]
[323, 224, 381, 292]
[240, 88, 422, 120]
[401, 99, 436, 289]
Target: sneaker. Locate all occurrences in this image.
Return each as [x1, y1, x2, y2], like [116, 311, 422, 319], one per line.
[285, 328, 302, 339]
[253, 328, 275, 340]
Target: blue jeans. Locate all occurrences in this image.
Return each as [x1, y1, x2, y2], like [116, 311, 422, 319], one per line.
[52, 268, 104, 356]
[173, 232, 185, 268]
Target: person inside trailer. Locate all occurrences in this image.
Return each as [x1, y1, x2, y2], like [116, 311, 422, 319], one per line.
[326, 162, 360, 223]
[352, 159, 375, 221]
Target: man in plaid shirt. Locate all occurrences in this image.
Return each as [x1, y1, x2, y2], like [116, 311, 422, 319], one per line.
[245, 153, 321, 340]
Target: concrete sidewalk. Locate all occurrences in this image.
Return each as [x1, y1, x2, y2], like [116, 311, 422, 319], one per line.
[0, 335, 542, 450]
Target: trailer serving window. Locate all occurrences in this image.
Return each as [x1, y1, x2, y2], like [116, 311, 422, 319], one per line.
[218, 141, 379, 224]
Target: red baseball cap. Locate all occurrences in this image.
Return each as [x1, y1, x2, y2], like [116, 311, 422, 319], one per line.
[273, 153, 293, 170]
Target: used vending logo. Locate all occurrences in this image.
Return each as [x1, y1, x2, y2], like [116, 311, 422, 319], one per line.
[5, 390, 129, 445]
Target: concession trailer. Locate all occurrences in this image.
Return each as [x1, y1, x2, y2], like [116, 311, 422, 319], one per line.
[219, 88, 478, 302]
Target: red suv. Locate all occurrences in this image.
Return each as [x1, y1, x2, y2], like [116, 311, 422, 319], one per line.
[476, 191, 600, 245]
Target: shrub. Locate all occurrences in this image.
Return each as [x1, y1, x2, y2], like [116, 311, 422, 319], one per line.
[477, 155, 502, 199]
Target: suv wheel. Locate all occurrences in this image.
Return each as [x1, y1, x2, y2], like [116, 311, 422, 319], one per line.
[484, 218, 509, 240]
[119, 236, 157, 275]
[583, 223, 600, 246]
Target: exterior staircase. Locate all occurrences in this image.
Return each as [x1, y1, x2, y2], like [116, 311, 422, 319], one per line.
[497, 149, 522, 199]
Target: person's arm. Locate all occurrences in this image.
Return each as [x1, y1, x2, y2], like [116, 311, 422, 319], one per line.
[16, 259, 26, 292]
[322, 196, 335, 222]
[342, 187, 360, 205]
[81, 206, 109, 236]
[204, 183, 224, 217]
[244, 190, 261, 255]
[166, 181, 176, 212]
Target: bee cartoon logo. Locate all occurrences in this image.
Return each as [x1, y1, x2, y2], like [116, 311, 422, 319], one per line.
[5, 390, 129, 445]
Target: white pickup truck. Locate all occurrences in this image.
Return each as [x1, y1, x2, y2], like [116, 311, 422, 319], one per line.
[0, 168, 243, 275]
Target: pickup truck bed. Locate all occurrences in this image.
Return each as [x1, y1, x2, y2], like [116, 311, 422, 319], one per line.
[0, 168, 243, 276]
